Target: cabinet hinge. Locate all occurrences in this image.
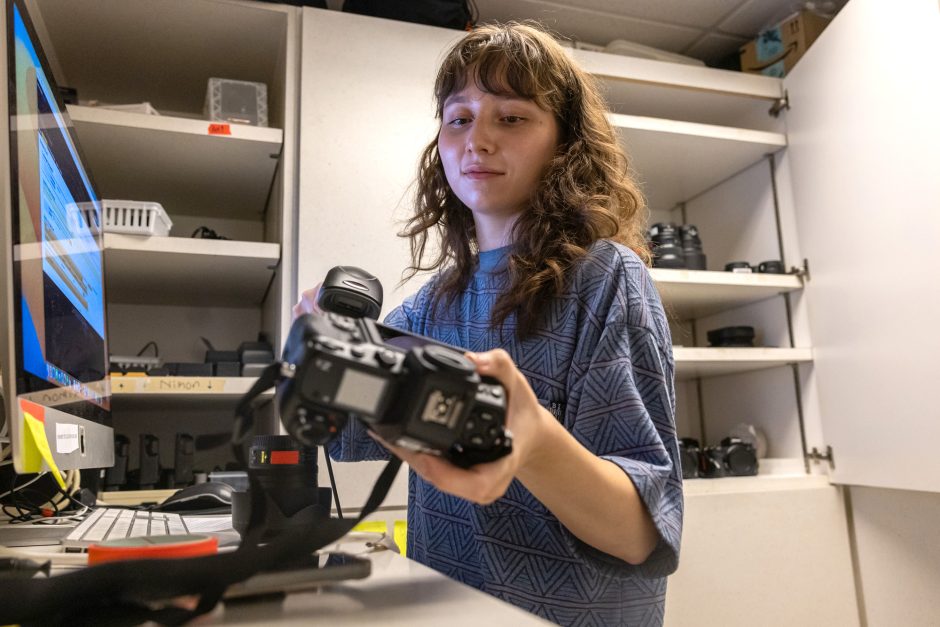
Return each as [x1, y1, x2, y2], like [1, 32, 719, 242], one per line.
[769, 90, 790, 118]
[790, 258, 810, 282]
[807, 445, 835, 469]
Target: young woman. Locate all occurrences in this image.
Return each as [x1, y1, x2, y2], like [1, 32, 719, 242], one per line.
[294, 22, 682, 626]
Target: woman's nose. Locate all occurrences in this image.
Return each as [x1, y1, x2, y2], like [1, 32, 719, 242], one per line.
[466, 119, 494, 154]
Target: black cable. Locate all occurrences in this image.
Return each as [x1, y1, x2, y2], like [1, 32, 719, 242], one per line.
[135, 341, 159, 358]
[323, 449, 343, 519]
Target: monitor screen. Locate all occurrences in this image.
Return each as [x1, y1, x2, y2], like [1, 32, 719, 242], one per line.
[1, 0, 112, 473]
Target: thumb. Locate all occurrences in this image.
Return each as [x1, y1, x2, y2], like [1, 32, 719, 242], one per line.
[465, 349, 515, 388]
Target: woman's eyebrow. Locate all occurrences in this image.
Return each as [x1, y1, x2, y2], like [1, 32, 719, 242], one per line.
[443, 93, 530, 106]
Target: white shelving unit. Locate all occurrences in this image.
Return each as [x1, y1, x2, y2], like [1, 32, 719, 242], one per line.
[32, 0, 300, 479]
[104, 234, 280, 306]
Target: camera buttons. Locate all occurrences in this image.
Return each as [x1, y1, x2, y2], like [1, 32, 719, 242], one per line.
[375, 349, 397, 368]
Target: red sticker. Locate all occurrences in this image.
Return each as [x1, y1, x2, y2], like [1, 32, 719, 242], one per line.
[271, 450, 300, 465]
[208, 123, 231, 136]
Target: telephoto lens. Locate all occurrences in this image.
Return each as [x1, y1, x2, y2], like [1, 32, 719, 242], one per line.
[231, 435, 330, 541]
[679, 224, 707, 270]
[648, 222, 685, 268]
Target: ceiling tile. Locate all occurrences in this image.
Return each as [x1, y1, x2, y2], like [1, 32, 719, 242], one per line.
[474, 0, 703, 51]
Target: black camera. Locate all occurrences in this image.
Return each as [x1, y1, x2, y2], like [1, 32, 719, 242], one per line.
[678, 436, 758, 478]
[700, 437, 759, 478]
[277, 311, 512, 468]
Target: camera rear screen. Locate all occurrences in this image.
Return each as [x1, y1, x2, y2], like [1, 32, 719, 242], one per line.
[334, 368, 387, 415]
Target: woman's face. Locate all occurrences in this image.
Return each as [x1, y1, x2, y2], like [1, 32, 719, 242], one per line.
[438, 81, 560, 225]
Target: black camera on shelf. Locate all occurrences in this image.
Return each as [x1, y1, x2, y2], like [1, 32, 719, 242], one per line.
[678, 436, 758, 478]
[701, 437, 759, 478]
[649, 223, 706, 270]
[277, 311, 512, 468]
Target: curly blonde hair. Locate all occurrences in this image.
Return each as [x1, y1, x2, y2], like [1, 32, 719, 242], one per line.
[401, 22, 649, 338]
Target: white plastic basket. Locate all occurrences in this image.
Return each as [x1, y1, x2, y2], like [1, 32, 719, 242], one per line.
[99, 200, 173, 236]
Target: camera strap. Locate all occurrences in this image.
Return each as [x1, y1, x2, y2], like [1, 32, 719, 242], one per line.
[0, 362, 403, 626]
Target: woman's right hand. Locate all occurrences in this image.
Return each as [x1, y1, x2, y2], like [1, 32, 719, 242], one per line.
[292, 282, 323, 320]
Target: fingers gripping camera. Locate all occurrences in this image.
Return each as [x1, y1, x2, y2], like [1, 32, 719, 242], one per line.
[277, 311, 513, 468]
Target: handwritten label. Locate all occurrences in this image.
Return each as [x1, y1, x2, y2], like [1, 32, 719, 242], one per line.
[208, 123, 232, 136]
[145, 377, 218, 392]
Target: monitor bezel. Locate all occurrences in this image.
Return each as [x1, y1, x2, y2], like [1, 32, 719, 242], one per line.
[2, 0, 113, 472]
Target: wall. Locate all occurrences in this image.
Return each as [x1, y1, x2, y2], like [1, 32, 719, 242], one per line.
[849, 487, 940, 626]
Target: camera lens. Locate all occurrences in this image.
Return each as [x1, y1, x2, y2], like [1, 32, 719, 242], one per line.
[756, 260, 785, 274]
[679, 224, 707, 270]
[724, 261, 753, 273]
[648, 223, 685, 269]
[232, 435, 324, 540]
[247, 435, 318, 516]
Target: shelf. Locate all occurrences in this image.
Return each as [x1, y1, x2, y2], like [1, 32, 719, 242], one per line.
[673, 347, 812, 380]
[572, 48, 783, 129]
[104, 234, 279, 307]
[684, 468, 828, 497]
[612, 113, 786, 212]
[650, 268, 803, 319]
[67, 105, 283, 220]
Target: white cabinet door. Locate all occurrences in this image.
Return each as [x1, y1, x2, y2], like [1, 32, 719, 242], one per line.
[782, 0, 940, 491]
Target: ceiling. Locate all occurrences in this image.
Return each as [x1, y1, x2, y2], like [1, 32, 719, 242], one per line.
[325, 0, 847, 68]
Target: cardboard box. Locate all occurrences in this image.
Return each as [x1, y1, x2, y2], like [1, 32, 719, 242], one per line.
[739, 10, 831, 77]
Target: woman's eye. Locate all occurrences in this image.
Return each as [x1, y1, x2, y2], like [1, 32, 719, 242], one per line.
[448, 117, 470, 127]
[503, 115, 524, 124]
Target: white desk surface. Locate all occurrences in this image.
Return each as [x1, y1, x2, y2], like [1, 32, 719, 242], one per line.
[204, 537, 552, 626]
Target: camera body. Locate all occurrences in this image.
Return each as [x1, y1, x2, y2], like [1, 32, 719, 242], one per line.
[277, 311, 512, 468]
[678, 436, 758, 478]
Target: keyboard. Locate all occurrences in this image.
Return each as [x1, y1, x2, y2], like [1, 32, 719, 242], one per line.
[64, 507, 191, 549]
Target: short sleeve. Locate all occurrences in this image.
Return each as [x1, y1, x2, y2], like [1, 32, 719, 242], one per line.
[563, 318, 683, 579]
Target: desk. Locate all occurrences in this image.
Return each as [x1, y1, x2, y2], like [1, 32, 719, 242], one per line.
[1, 528, 551, 626]
[204, 537, 552, 626]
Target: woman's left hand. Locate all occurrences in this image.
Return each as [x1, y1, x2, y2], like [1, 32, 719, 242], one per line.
[370, 348, 553, 505]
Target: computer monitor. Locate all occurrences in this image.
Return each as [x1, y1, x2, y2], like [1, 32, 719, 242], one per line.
[0, 0, 113, 475]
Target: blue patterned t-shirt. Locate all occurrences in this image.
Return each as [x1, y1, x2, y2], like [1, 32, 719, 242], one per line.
[330, 240, 683, 626]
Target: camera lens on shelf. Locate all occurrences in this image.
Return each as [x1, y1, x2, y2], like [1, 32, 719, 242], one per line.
[724, 261, 753, 273]
[706, 325, 756, 347]
[756, 260, 786, 274]
[679, 224, 707, 270]
[648, 222, 685, 269]
[678, 437, 701, 480]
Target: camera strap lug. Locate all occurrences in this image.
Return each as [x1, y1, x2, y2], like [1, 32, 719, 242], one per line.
[807, 445, 835, 469]
[280, 361, 296, 379]
[769, 90, 790, 118]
